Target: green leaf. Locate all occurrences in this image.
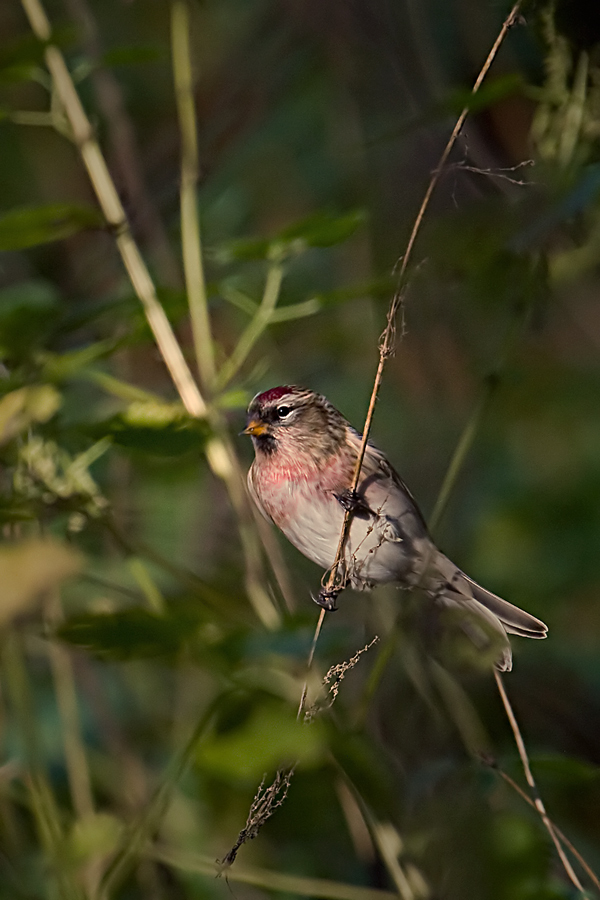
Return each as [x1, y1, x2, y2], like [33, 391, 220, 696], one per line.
[197, 700, 325, 780]
[0, 384, 61, 445]
[310, 275, 396, 307]
[58, 608, 198, 660]
[215, 210, 365, 262]
[0, 203, 103, 251]
[97, 406, 209, 457]
[445, 74, 523, 116]
[0, 64, 39, 84]
[279, 209, 365, 248]
[0, 279, 62, 358]
[529, 754, 600, 785]
[111, 425, 207, 456]
[40, 339, 120, 381]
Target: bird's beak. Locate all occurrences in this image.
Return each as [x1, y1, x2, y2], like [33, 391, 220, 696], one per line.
[242, 418, 268, 437]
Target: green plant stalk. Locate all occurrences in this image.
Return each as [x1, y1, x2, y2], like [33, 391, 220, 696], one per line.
[171, 0, 216, 390]
[558, 50, 588, 168]
[216, 263, 284, 391]
[2, 632, 85, 900]
[152, 845, 400, 900]
[47, 599, 102, 900]
[99, 694, 227, 897]
[333, 762, 423, 900]
[46, 592, 95, 822]
[427, 379, 496, 535]
[429, 285, 537, 536]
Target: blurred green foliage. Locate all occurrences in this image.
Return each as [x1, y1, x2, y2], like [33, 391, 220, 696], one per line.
[0, 1, 600, 899]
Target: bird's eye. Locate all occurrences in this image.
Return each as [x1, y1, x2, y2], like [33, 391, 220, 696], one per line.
[276, 405, 292, 418]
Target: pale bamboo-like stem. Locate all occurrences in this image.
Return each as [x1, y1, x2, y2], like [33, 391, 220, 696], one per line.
[20, 0, 207, 419]
[171, 0, 216, 390]
[20, 0, 282, 629]
[494, 671, 585, 893]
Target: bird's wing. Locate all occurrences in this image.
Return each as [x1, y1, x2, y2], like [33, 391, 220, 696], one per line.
[345, 429, 429, 535]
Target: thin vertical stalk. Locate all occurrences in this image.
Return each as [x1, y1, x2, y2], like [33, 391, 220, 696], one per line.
[46, 590, 100, 898]
[494, 672, 585, 893]
[171, 0, 216, 390]
[3, 632, 84, 900]
[428, 380, 496, 535]
[100, 695, 224, 897]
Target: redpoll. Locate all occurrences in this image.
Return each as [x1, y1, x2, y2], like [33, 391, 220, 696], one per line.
[244, 385, 547, 671]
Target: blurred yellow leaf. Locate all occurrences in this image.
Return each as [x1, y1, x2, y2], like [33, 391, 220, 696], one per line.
[0, 538, 83, 624]
[0, 385, 61, 446]
[67, 813, 124, 866]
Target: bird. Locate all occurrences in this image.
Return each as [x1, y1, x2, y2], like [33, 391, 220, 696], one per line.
[243, 385, 547, 671]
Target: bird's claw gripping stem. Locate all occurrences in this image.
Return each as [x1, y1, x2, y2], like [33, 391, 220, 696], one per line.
[313, 588, 339, 612]
[334, 489, 372, 518]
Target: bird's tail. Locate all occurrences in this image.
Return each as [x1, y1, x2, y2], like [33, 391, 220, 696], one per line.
[433, 553, 548, 672]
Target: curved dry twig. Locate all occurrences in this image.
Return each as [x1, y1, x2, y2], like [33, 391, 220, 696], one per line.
[298, 0, 525, 715]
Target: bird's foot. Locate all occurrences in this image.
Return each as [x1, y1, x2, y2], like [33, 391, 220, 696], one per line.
[334, 489, 372, 518]
[312, 588, 339, 612]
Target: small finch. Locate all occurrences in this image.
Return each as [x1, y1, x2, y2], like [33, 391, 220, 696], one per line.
[244, 385, 547, 671]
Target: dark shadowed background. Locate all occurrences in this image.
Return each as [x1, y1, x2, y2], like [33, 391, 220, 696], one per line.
[1, 1, 600, 898]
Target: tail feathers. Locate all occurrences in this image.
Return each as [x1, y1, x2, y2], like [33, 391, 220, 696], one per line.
[433, 554, 548, 672]
[439, 591, 514, 671]
[461, 574, 548, 639]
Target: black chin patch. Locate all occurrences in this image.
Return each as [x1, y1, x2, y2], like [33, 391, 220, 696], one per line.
[254, 433, 277, 454]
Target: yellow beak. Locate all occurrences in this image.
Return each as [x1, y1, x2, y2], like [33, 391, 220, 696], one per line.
[243, 418, 268, 436]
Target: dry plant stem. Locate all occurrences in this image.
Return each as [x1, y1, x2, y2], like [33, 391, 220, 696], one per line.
[299, 0, 524, 722]
[20, 0, 207, 419]
[489, 765, 600, 894]
[494, 671, 585, 893]
[321, 0, 524, 601]
[297, 607, 327, 719]
[171, 0, 216, 390]
[308, 0, 524, 704]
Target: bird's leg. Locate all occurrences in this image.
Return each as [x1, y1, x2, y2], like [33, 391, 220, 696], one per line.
[313, 587, 340, 612]
[334, 489, 372, 518]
